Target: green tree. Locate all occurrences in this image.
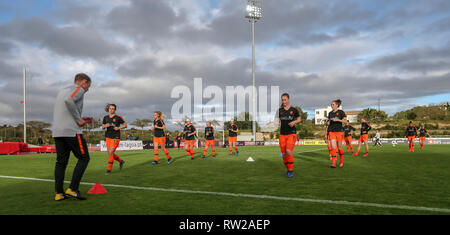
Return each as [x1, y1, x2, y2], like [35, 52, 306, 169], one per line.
[357, 108, 388, 122]
[26, 121, 51, 138]
[225, 112, 260, 131]
[83, 118, 102, 132]
[131, 119, 153, 135]
[407, 112, 417, 120]
[295, 106, 308, 122]
[391, 103, 449, 120]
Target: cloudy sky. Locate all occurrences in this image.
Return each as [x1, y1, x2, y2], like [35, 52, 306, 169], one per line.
[1, 0, 450, 129]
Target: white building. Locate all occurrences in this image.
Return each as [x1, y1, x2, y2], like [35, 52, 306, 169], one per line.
[345, 111, 362, 123]
[314, 106, 337, 125]
[314, 106, 361, 125]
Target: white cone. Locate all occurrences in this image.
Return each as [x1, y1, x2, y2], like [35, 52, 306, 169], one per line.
[247, 157, 254, 162]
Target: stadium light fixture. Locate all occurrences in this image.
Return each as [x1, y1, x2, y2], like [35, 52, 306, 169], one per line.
[245, 0, 262, 21]
[245, 0, 262, 143]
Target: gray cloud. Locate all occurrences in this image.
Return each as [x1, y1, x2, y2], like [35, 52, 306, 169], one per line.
[0, 61, 21, 81]
[51, 2, 102, 24]
[1, 0, 450, 126]
[368, 45, 450, 73]
[263, 71, 450, 112]
[117, 55, 251, 87]
[0, 18, 128, 60]
[106, 0, 182, 43]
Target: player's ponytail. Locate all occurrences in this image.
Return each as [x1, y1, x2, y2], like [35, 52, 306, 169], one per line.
[154, 111, 165, 120]
[333, 99, 342, 107]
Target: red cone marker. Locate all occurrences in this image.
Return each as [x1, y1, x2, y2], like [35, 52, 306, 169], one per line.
[88, 183, 108, 194]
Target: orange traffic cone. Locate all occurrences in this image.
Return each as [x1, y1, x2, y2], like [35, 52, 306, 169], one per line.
[88, 183, 108, 194]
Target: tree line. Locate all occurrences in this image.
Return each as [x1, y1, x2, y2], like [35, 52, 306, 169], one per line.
[1, 102, 449, 144]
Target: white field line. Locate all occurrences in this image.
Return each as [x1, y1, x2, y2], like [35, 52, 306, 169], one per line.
[296, 148, 328, 154]
[1, 175, 449, 213]
[242, 148, 327, 155]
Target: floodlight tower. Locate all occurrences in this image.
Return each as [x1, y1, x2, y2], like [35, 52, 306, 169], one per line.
[23, 67, 27, 143]
[245, 0, 262, 143]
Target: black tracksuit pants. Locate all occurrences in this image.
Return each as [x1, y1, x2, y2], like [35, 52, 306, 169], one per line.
[54, 134, 90, 194]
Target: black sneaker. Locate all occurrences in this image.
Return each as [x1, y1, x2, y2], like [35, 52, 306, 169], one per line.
[65, 188, 87, 200]
[105, 170, 111, 175]
[119, 160, 125, 170]
[152, 161, 158, 165]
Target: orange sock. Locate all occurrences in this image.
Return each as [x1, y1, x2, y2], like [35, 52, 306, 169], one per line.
[108, 155, 114, 171]
[203, 148, 207, 156]
[229, 147, 232, 155]
[212, 147, 215, 156]
[163, 149, 170, 159]
[154, 149, 159, 161]
[331, 148, 337, 166]
[190, 149, 195, 158]
[339, 148, 344, 164]
[286, 155, 294, 171]
[186, 148, 191, 156]
[235, 147, 238, 152]
[282, 155, 291, 171]
[113, 154, 122, 163]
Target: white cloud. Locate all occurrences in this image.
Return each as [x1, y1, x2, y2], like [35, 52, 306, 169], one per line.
[261, 38, 379, 73]
[1, 0, 449, 126]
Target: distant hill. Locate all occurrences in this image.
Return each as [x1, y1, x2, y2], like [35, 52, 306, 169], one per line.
[391, 102, 450, 121]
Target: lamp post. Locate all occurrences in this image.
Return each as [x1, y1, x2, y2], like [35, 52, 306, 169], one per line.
[23, 67, 27, 143]
[245, 0, 262, 143]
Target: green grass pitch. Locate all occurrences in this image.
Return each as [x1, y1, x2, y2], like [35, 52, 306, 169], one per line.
[0, 144, 449, 215]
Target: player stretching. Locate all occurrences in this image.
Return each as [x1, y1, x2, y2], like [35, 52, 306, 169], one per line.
[353, 117, 372, 157]
[404, 121, 418, 152]
[202, 121, 216, 158]
[275, 93, 301, 177]
[184, 119, 197, 159]
[418, 125, 431, 150]
[228, 120, 239, 157]
[152, 111, 172, 165]
[102, 104, 126, 175]
[343, 120, 356, 153]
[327, 99, 347, 168]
